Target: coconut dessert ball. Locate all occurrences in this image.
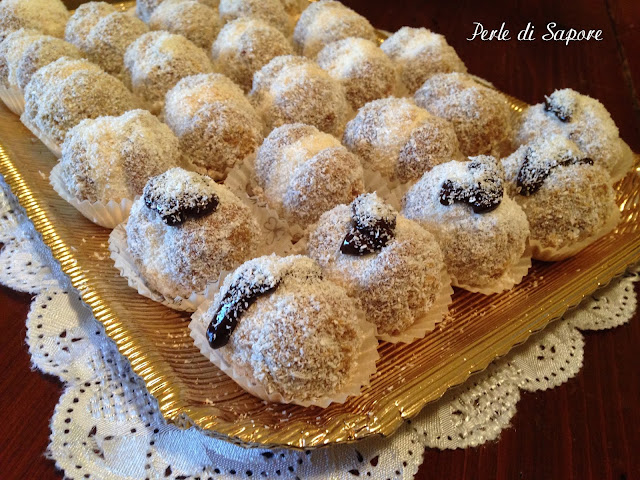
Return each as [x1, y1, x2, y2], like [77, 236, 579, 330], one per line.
[250, 55, 350, 136]
[164, 73, 264, 179]
[316, 37, 399, 111]
[415, 72, 513, 157]
[59, 110, 181, 203]
[502, 135, 619, 261]
[218, 0, 292, 36]
[343, 97, 462, 183]
[279, 0, 303, 17]
[123, 31, 214, 115]
[0, 28, 41, 89]
[64, 2, 116, 50]
[381, 27, 467, 94]
[402, 156, 530, 291]
[149, 0, 220, 50]
[198, 254, 373, 404]
[516, 89, 633, 183]
[15, 36, 83, 91]
[293, 0, 376, 58]
[126, 168, 261, 299]
[255, 123, 364, 228]
[308, 193, 446, 339]
[211, 18, 293, 93]
[0, 0, 69, 41]
[137, 0, 220, 23]
[22, 57, 139, 146]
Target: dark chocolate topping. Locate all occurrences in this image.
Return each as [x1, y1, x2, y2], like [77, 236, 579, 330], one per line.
[439, 158, 503, 213]
[340, 194, 396, 256]
[544, 93, 575, 123]
[517, 148, 594, 196]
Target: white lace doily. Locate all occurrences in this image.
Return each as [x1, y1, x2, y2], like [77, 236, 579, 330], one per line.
[0, 179, 637, 480]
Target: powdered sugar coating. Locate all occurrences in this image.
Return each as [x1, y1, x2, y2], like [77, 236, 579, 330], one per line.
[123, 31, 214, 115]
[164, 73, 264, 180]
[343, 97, 462, 182]
[316, 37, 399, 111]
[381, 27, 467, 94]
[218, 0, 292, 36]
[59, 110, 180, 203]
[202, 254, 366, 403]
[22, 57, 139, 145]
[255, 123, 364, 228]
[149, 0, 220, 50]
[0, 0, 69, 41]
[64, 2, 116, 50]
[402, 158, 529, 289]
[211, 18, 293, 93]
[15, 36, 83, 90]
[293, 0, 376, 58]
[126, 168, 260, 299]
[414, 72, 513, 157]
[250, 55, 350, 136]
[0, 28, 41, 88]
[516, 88, 634, 182]
[502, 135, 618, 255]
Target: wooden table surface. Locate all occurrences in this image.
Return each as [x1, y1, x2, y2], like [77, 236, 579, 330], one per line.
[1, 0, 639, 479]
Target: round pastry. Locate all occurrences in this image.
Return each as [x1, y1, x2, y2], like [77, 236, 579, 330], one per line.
[211, 18, 293, 93]
[279, 0, 303, 17]
[0, 28, 40, 88]
[137, 0, 220, 23]
[164, 73, 264, 180]
[192, 254, 377, 405]
[123, 31, 214, 115]
[381, 26, 467, 94]
[414, 72, 513, 157]
[15, 36, 83, 91]
[22, 57, 139, 147]
[402, 156, 530, 293]
[82, 12, 149, 80]
[502, 134, 619, 261]
[149, 0, 220, 50]
[316, 37, 399, 110]
[250, 55, 350, 136]
[126, 167, 261, 299]
[58, 110, 181, 203]
[307, 193, 448, 340]
[293, 0, 376, 58]
[218, 0, 292, 36]
[0, 0, 69, 41]
[254, 123, 364, 229]
[343, 97, 462, 183]
[64, 2, 116, 50]
[515, 88, 634, 183]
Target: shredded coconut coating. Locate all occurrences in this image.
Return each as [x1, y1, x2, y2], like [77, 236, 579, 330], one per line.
[59, 110, 181, 203]
[164, 73, 263, 180]
[205, 254, 365, 403]
[516, 89, 634, 182]
[279, 0, 303, 17]
[255, 123, 364, 228]
[414, 72, 514, 157]
[22, 57, 139, 145]
[64, 2, 116, 50]
[0, 28, 41, 88]
[402, 158, 529, 289]
[149, 0, 220, 50]
[502, 135, 617, 252]
[343, 97, 461, 182]
[211, 18, 293, 93]
[293, 0, 376, 58]
[308, 201, 444, 337]
[250, 55, 350, 136]
[123, 31, 214, 115]
[218, 0, 292, 36]
[126, 168, 260, 299]
[316, 37, 399, 111]
[15, 36, 83, 91]
[380, 27, 466, 94]
[0, 0, 69, 41]
[137, 0, 219, 23]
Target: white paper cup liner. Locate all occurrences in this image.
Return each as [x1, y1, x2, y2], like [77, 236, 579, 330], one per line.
[531, 204, 621, 262]
[377, 269, 454, 344]
[20, 113, 62, 158]
[610, 141, 634, 184]
[189, 297, 380, 407]
[0, 85, 24, 116]
[50, 163, 134, 229]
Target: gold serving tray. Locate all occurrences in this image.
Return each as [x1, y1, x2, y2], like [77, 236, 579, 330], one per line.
[1, 92, 639, 448]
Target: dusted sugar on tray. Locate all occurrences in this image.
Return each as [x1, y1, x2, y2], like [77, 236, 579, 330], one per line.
[190, 254, 379, 407]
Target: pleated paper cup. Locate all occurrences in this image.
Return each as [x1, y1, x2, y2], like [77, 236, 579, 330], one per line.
[20, 113, 62, 158]
[0, 85, 24, 116]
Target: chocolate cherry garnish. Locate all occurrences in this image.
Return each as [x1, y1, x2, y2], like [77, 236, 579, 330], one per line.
[543, 91, 576, 123]
[517, 149, 594, 196]
[439, 157, 503, 213]
[340, 193, 397, 256]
